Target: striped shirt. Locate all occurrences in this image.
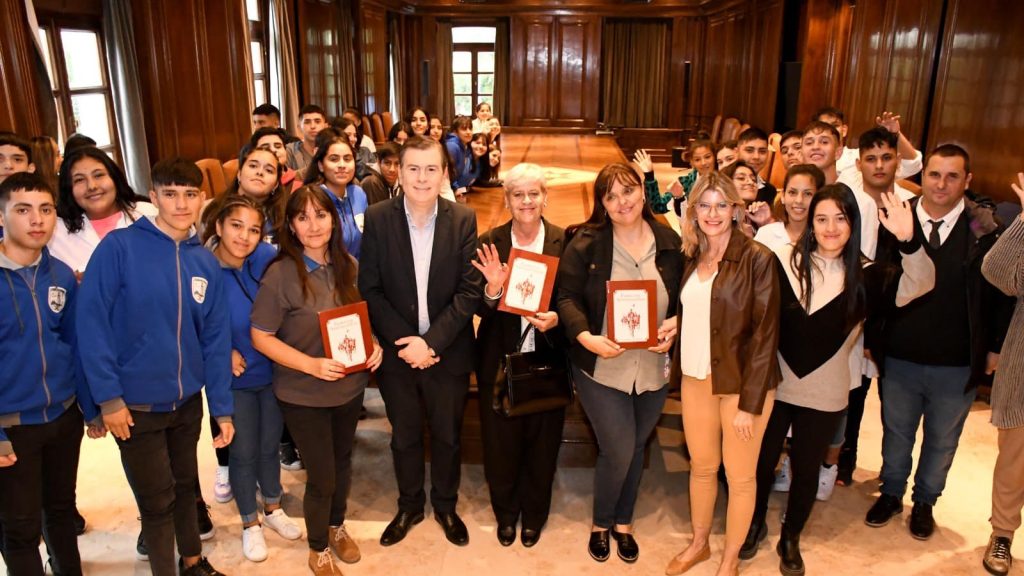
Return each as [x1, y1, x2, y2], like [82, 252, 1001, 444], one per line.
[982, 216, 1024, 429]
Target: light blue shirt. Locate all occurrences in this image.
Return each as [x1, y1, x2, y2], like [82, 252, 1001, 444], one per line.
[404, 196, 438, 335]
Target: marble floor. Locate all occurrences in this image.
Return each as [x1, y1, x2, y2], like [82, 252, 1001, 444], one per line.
[1, 383, 1006, 575]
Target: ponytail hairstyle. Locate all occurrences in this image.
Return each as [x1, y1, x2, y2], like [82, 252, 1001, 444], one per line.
[207, 195, 266, 248]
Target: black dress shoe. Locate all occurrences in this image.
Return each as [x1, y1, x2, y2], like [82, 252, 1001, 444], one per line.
[611, 529, 638, 563]
[776, 526, 805, 576]
[588, 530, 610, 562]
[434, 511, 469, 546]
[909, 502, 935, 540]
[379, 510, 425, 546]
[497, 523, 516, 547]
[739, 517, 767, 560]
[521, 527, 541, 548]
[73, 509, 87, 536]
[864, 493, 903, 527]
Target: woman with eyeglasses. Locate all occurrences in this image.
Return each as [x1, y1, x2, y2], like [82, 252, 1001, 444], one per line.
[666, 173, 780, 576]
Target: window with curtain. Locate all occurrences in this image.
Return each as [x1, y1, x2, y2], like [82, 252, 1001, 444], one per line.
[452, 26, 496, 117]
[602, 19, 670, 128]
[36, 15, 120, 161]
[246, 0, 271, 106]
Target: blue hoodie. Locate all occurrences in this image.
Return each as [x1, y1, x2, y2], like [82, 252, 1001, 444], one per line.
[445, 133, 476, 190]
[77, 217, 233, 419]
[0, 247, 98, 455]
[216, 241, 276, 391]
[321, 183, 367, 260]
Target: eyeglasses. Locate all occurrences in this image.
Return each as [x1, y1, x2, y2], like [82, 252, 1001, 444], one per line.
[695, 201, 733, 214]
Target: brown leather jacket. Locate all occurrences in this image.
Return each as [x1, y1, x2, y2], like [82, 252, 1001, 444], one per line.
[670, 229, 781, 414]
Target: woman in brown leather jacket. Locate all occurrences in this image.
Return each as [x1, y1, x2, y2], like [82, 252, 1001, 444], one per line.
[665, 173, 781, 576]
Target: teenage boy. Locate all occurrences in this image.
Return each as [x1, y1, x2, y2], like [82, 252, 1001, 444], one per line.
[0, 133, 36, 240]
[0, 172, 98, 576]
[865, 145, 1013, 540]
[286, 104, 327, 174]
[778, 130, 804, 170]
[359, 136, 483, 548]
[800, 121, 843, 185]
[736, 127, 777, 201]
[77, 158, 234, 576]
[252, 104, 299, 144]
[361, 142, 402, 205]
[812, 107, 923, 179]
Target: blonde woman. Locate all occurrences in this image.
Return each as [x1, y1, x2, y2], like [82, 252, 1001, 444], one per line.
[666, 173, 780, 576]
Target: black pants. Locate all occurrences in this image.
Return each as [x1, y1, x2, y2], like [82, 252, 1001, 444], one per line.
[279, 393, 363, 552]
[378, 369, 469, 514]
[208, 416, 229, 467]
[754, 399, 844, 533]
[116, 394, 203, 576]
[841, 376, 872, 465]
[0, 408, 83, 576]
[478, 378, 565, 530]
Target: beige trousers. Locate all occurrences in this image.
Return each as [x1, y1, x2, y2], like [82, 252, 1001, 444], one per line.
[991, 425, 1024, 539]
[682, 375, 774, 549]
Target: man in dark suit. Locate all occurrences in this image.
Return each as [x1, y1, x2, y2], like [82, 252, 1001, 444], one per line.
[358, 136, 483, 547]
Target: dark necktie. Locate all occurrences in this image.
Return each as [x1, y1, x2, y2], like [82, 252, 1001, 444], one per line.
[928, 219, 942, 249]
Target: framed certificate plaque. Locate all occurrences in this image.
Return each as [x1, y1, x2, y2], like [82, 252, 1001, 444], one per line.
[318, 301, 374, 373]
[606, 280, 657, 349]
[497, 248, 559, 317]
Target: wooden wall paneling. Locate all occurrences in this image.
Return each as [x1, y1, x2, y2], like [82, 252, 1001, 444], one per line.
[510, 15, 554, 126]
[838, 0, 941, 147]
[552, 16, 600, 126]
[701, 9, 747, 122]
[667, 16, 704, 129]
[745, 0, 784, 131]
[795, 0, 852, 128]
[926, 0, 1024, 203]
[359, 4, 389, 115]
[131, 0, 252, 162]
[0, 0, 46, 135]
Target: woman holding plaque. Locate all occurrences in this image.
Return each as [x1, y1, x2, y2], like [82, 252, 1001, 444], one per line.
[665, 173, 780, 576]
[251, 185, 382, 576]
[557, 163, 683, 564]
[206, 196, 302, 562]
[472, 163, 565, 548]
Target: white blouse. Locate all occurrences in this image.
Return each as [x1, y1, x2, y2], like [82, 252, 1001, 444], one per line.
[679, 269, 717, 379]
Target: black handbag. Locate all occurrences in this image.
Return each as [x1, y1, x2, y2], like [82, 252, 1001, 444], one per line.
[493, 325, 574, 417]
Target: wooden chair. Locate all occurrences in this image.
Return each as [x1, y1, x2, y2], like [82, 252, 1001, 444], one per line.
[371, 113, 386, 144]
[897, 178, 922, 195]
[381, 111, 394, 136]
[361, 115, 373, 140]
[710, 114, 723, 144]
[738, 123, 751, 136]
[222, 159, 239, 188]
[195, 158, 227, 198]
[763, 132, 781, 182]
[720, 117, 742, 143]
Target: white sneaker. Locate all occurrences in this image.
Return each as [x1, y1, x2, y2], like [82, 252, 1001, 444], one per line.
[817, 464, 839, 501]
[213, 466, 233, 503]
[772, 456, 792, 492]
[264, 508, 303, 540]
[242, 525, 268, 562]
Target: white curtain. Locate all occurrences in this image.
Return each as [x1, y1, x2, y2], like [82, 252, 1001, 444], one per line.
[269, 0, 300, 132]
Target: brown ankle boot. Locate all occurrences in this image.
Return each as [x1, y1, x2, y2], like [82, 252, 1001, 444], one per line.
[329, 525, 361, 563]
[309, 548, 342, 575]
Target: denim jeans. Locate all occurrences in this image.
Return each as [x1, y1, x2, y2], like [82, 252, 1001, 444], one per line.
[229, 385, 284, 524]
[572, 365, 668, 528]
[880, 358, 975, 505]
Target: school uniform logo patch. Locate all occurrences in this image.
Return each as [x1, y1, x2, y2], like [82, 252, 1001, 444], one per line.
[191, 277, 209, 304]
[48, 286, 66, 313]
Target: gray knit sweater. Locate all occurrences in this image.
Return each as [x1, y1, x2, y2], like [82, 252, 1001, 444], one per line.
[982, 216, 1024, 429]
